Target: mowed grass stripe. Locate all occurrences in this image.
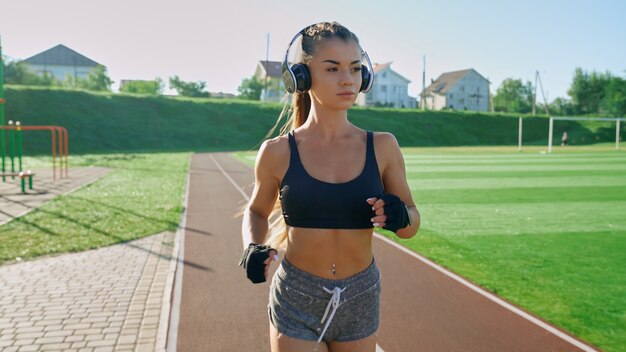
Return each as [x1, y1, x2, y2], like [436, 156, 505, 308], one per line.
[405, 163, 626, 173]
[408, 169, 626, 179]
[408, 175, 626, 189]
[416, 186, 626, 204]
[419, 200, 626, 236]
[404, 155, 626, 164]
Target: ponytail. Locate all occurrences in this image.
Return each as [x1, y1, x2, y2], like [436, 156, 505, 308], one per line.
[251, 22, 358, 250]
[262, 91, 311, 250]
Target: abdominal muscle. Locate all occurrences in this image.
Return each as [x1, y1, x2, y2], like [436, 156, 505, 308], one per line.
[284, 227, 374, 279]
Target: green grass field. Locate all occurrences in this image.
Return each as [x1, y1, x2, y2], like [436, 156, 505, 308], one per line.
[234, 144, 626, 352]
[0, 153, 190, 264]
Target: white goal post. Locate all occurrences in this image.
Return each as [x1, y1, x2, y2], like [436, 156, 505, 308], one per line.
[518, 116, 625, 152]
[547, 117, 624, 153]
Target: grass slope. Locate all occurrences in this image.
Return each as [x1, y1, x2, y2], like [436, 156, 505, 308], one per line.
[3, 86, 621, 155]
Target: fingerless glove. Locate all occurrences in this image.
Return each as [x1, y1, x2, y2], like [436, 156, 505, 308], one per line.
[379, 193, 411, 233]
[239, 243, 274, 284]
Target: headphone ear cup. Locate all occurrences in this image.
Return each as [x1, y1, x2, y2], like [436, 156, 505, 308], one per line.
[360, 65, 371, 92]
[291, 63, 312, 93]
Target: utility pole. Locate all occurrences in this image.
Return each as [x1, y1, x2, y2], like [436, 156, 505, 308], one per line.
[264, 33, 270, 101]
[421, 55, 426, 110]
[532, 71, 538, 115]
[533, 70, 550, 116]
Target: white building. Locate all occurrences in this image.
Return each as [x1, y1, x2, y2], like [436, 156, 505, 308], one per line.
[356, 62, 416, 108]
[421, 68, 490, 111]
[23, 44, 101, 82]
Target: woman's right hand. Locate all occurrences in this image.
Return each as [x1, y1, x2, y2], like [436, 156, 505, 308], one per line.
[239, 243, 278, 284]
[264, 249, 279, 281]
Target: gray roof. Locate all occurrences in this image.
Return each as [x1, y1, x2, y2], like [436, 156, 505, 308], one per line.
[258, 61, 282, 78]
[23, 44, 100, 67]
[423, 68, 489, 95]
[373, 62, 411, 83]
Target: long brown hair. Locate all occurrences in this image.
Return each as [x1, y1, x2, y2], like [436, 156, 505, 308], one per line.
[254, 22, 361, 249]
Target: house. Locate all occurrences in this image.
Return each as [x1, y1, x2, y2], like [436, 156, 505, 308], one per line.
[23, 44, 101, 83]
[209, 92, 236, 99]
[355, 62, 416, 108]
[254, 60, 284, 102]
[421, 68, 490, 111]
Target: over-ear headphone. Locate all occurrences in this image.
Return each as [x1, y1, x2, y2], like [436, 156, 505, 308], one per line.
[281, 27, 375, 94]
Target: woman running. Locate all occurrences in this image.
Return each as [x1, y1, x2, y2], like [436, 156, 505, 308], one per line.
[239, 21, 420, 352]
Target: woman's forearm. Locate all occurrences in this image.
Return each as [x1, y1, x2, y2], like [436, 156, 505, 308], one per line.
[242, 207, 270, 245]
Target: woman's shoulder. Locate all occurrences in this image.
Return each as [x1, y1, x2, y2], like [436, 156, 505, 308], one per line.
[257, 134, 291, 168]
[371, 131, 400, 150]
[370, 131, 402, 174]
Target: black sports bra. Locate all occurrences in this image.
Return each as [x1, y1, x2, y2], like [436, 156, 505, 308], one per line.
[279, 130, 385, 229]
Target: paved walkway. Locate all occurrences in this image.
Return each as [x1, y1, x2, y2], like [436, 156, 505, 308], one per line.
[0, 231, 176, 352]
[0, 165, 178, 351]
[0, 167, 111, 226]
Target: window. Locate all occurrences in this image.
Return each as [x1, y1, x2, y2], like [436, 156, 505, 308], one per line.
[460, 85, 465, 92]
[393, 86, 396, 93]
[381, 85, 387, 92]
[382, 72, 387, 78]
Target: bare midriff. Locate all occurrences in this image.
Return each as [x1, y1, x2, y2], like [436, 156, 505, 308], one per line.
[284, 227, 374, 280]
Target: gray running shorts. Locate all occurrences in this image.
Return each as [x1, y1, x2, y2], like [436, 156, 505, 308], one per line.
[268, 257, 381, 343]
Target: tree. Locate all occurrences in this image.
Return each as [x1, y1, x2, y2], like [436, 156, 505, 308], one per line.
[169, 76, 208, 97]
[237, 76, 263, 100]
[600, 76, 626, 117]
[549, 97, 576, 116]
[567, 68, 612, 115]
[493, 78, 534, 113]
[119, 78, 163, 95]
[3, 58, 59, 86]
[78, 65, 113, 92]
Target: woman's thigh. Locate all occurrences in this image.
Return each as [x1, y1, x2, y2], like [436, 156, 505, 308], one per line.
[327, 333, 378, 352]
[270, 322, 329, 352]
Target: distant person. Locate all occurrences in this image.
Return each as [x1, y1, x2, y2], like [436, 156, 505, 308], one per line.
[238, 22, 420, 352]
[561, 131, 568, 146]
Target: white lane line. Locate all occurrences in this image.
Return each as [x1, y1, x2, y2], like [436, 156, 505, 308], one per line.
[209, 154, 252, 248]
[166, 168, 191, 352]
[374, 234, 598, 352]
[210, 154, 250, 201]
[213, 154, 387, 351]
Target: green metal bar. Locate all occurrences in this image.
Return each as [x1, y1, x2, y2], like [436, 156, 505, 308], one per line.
[29, 174, 33, 189]
[1, 128, 5, 182]
[9, 120, 14, 179]
[1, 35, 5, 182]
[17, 121, 22, 172]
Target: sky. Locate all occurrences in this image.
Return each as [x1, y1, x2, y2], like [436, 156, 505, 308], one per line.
[1, 0, 625, 100]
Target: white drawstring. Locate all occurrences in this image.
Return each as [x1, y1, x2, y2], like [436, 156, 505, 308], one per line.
[317, 286, 347, 343]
